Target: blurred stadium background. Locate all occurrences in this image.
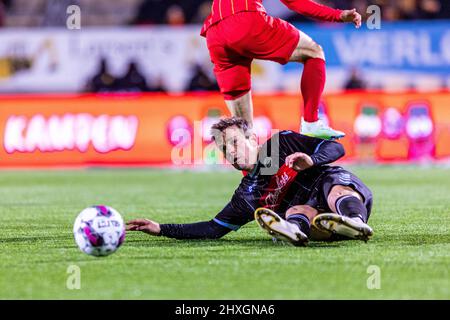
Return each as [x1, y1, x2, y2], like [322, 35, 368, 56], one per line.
[0, 0, 449, 166]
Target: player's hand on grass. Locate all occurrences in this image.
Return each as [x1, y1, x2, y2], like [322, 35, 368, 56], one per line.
[285, 152, 314, 171]
[340, 8, 362, 28]
[126, 219, 161, 236]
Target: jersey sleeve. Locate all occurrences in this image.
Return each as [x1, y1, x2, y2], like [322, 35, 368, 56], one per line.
[280, 0, 343, 22]
[159, 220, 231, 239]
[310, 142, 345, 165]
[280, 131, 345, 166]
[213, 192, 256, 230]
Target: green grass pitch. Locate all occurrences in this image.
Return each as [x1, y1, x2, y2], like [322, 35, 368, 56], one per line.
[0, 166, 449, 299]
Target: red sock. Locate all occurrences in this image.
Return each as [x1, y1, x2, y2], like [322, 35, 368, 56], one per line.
[301, 58, 326, 122]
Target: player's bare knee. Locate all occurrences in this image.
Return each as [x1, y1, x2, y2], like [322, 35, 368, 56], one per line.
[286, 205, 318, 221]
[290, 40, 325, 62]
[327, 185, 362, 212]
[311, 43, 325, 60]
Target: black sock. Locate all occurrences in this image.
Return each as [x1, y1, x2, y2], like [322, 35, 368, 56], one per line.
[286, 214, 310, 237]
[335, 195, 368, 222]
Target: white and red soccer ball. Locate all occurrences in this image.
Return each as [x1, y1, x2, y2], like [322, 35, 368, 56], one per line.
[73, 205, 125, 257]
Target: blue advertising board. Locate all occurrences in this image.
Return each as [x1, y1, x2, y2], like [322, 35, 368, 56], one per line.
[288, 20, 450, 75]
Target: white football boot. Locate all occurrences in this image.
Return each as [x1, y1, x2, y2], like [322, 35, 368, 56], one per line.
[313, 213, 373, 242]
[254, 208, 308, 246]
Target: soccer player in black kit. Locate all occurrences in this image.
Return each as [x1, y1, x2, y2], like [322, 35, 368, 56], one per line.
[127, 117, 374, 246]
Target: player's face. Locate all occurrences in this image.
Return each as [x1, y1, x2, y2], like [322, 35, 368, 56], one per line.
[216, 126, 258, 171]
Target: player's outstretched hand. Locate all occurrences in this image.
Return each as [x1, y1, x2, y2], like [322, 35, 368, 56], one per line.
[340, 8, 362, 28]
[285, 152, 314, 171]
[126, 218, 161, 236]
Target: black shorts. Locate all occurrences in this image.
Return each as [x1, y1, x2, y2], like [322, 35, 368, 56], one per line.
[289, 167, 373, 222]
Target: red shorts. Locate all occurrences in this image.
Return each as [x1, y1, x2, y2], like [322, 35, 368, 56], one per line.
[205, 11, 300, 100]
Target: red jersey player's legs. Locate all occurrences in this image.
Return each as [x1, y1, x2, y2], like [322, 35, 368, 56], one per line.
[210, 56, 254, 128]
[205, 12, 343, 138]
[228, 12, 344, 139]
[287, 31, 345, 138]
[205, 12, 258, 128]
[205, 12, 298, 129]
[289, 31, 326, 124]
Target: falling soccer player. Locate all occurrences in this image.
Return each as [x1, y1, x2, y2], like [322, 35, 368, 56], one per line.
[200, 0, 362, 140]
[127, 117, 374, 246]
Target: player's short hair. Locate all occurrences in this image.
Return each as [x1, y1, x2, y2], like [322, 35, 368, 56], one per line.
[210, 117, 250, 141]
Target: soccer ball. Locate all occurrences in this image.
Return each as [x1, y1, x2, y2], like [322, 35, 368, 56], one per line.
[73, 205, 125, 257]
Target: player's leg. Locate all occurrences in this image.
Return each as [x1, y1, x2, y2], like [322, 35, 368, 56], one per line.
[224, 90, 254, 129]
[289, 31, 325, 125]
[313, 184, 373, 241]
[205, 14, 255, 129]
[327, 185, 367, 223]
[254, 205, 318, 246]
[210, 58, 254, 129]
[286, 204, 334, 241]
[289, 31, 345, 139]
[285, 204, 318, 237]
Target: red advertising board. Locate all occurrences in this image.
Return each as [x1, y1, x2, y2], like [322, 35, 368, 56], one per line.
[0, 92, 449, 167]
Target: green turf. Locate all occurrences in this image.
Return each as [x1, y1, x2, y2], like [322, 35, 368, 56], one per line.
[0, 166, 449, 299]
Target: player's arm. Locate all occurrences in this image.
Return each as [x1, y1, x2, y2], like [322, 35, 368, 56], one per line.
[285, 136, 345, 171]
[126, 218, 231, 239]
[280, 0, 362, 27]
[125, 198, 249, 240]
[127, 188, 252, 240]
[308, 138, 345, 165]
